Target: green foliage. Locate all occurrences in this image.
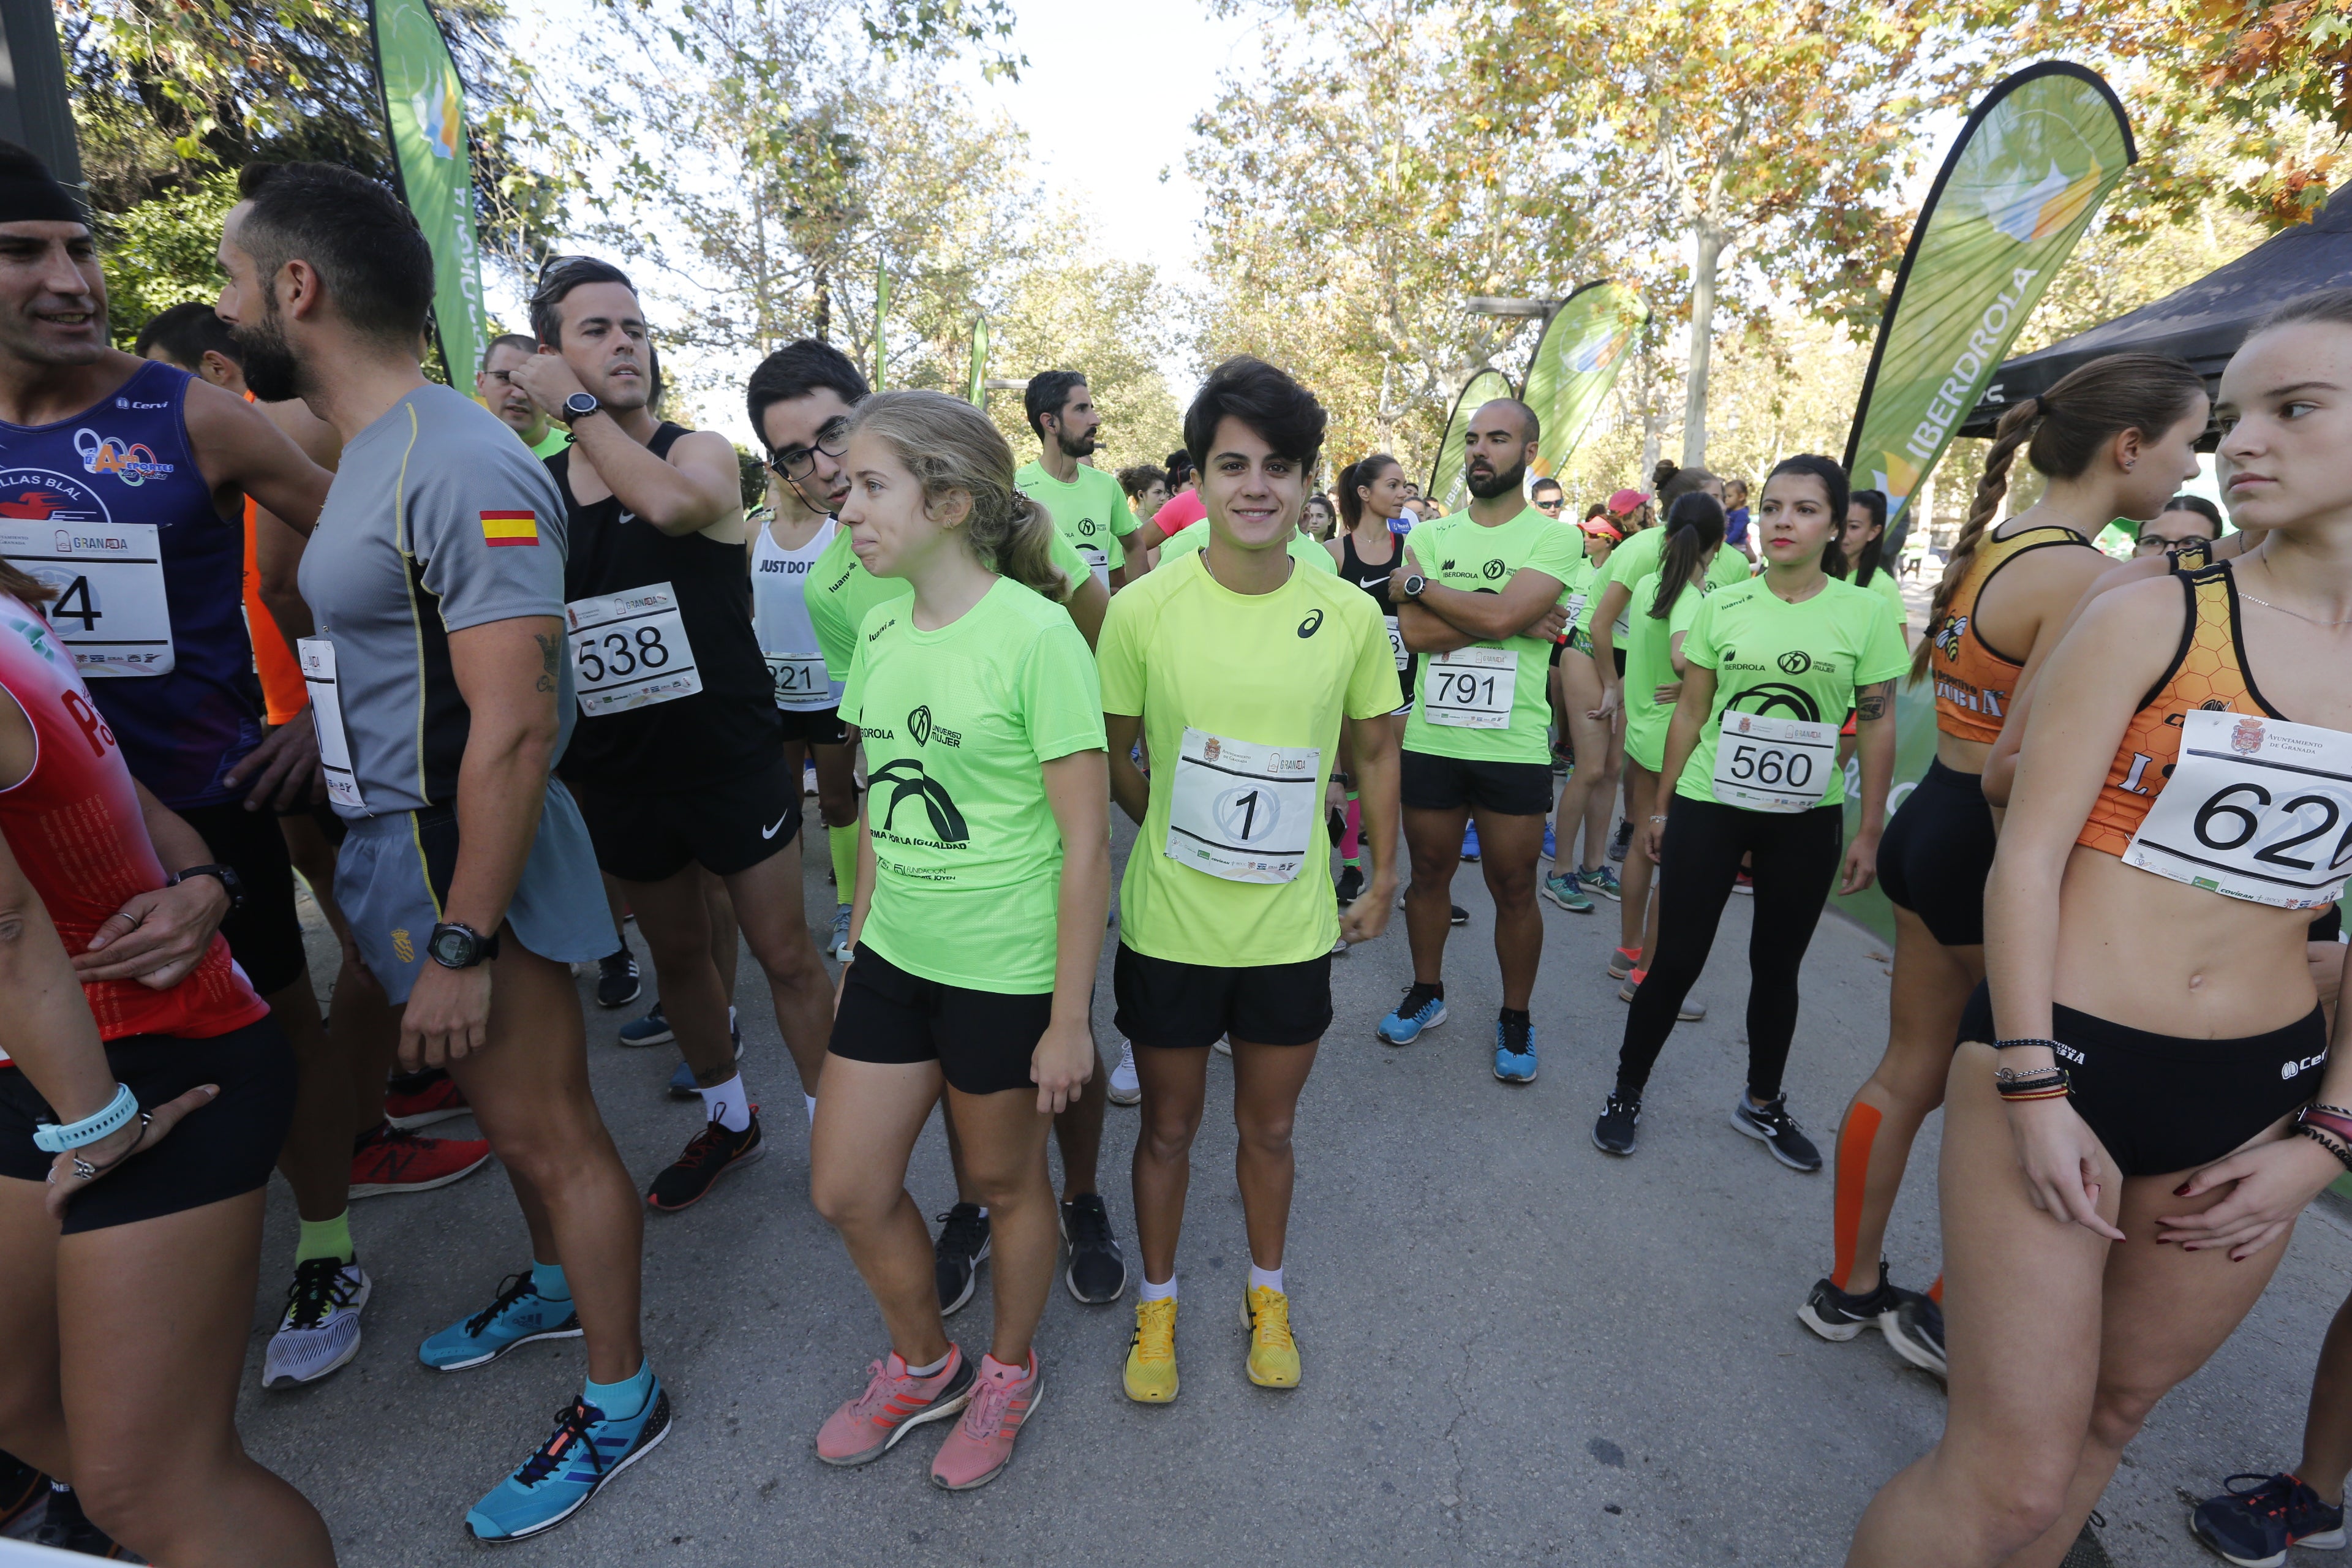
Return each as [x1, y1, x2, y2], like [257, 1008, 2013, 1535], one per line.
[96, 171, 236, 345]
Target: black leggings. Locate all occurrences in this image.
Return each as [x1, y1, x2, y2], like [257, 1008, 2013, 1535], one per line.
[1615, 796, 1846, 1102]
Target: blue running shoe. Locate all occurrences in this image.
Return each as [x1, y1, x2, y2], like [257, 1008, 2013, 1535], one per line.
[1377, 982, 1447, 1046]
[1493, 1014, 1537, 1084]
[618, 1003, 673, 1048]
[1542, 821, 1556, 861]
[420, 1272, 583, 1372]
[1461, 821, 1481, 862]
[2191, 1471, 2347, 1567]
[1584, 863, 1623, 902]
[466, 1384, 672, 1542]
[1542, 870, 1593, 913]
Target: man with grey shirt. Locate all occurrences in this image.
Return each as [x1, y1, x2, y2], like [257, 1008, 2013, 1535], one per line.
[214, 160, 667, 1543]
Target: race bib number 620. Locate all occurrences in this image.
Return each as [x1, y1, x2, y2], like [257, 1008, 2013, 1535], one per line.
[2123, 709, 2352, 908]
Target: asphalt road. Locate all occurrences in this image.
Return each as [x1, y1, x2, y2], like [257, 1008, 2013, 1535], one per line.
[216, 810, 2349, 1568]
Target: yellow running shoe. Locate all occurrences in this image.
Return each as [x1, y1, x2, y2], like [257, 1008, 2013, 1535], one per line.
[1243, 1286, 1300, 1389]
[1124, 1297, 1179, 1403]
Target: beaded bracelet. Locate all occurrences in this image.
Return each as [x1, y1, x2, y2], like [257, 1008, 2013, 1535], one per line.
[2297, 1123, 2352, 1175]
[1994, 1039, 2065, 1057]
[1995, 1067, 2071, 1101]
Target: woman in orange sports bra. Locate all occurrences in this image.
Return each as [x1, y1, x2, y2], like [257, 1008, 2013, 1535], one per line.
[1847, 291, 2352, 1566]
[1804, 355, 2204, 1380]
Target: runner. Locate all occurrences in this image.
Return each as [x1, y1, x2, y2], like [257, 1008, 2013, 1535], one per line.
[0, 556, 333, 1566]
[1300, 492, 1336, 541]
[1119, 463, 1169, 531]
[747, 339, 1127, 1311]
[1375, 399, 1577, 1083]
[1804, 356, 2206, 1378]
[1150, 450, 1208, 541]
[1327, 453, 1415, 911]
[514, 255, 833, 1210]
[1830, 489, 1910, 774]
[1589, 456, 1905, 1164]
[216, 162, 665, 1540]
[808, 389, 1107, 1490]
[1101, 356, 1398, 1403]
[1543, 508, 1616, 915]
[1531, 475, 1567, 519]
[2135, 492, 2225, 558]
[1020, 371, 1149, 588]
[1845, 292, 2352, 1568]
[477, 332, 572, 460]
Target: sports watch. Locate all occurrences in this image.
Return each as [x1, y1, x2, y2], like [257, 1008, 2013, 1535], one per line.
[1400, 573, 1428, 601]
[166, 863, 245, 913]
[558, 391, 604, 425]
[426, 921, 502, 970]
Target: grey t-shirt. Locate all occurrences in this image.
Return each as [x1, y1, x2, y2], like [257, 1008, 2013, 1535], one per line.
[299, 383, 573, 818]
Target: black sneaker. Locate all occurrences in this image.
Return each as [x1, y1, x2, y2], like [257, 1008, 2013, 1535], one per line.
[595, 948, 641, 1009]
[934, 1203, 991, 1316]
[644, 1114, 764, 1213]
[1884, 1291, 1947, 1378]
[1450, 903, 1469, 927]
[0, 1450, 43, 1533]
[33, 1482, 130, 1559]
[1059, 1194, 1129, 1305]
[1732, 1093, 1823, 1172]
[1593, 1094, 1641, 1155]
[1796, 1269, 1903, 1343]
[2191, 1472, 2348, 1566]
[1608, 818, 1634, 862]
[1333, 864, 1365, 907]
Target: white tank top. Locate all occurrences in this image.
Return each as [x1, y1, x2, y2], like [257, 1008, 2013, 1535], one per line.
[750, 515, 845, 712]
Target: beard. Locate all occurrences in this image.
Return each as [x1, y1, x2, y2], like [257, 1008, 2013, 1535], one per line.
[1056, 428, 1098, 459]
[1466, 458, 1529, 501]
[229, 305, 305, 404]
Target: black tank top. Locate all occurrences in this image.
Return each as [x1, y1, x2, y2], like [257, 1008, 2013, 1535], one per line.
[1339, 529, 1412, 704]
[551, 423, 780, 789]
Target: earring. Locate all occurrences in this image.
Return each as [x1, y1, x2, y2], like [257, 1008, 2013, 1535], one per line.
[2122, 459, 2135, 471]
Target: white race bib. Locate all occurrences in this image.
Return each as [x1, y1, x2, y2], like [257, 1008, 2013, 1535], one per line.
[1711, 711, 1838, 813]
[1422, 646, 1515, 729]
[2122, 709, 2352, 909]
[1385, 615, 1408, 672]
[565, 583, 701, 717]
[1564, 591, 1588, 627]
[298, 638, 364, 812]
[764, 652, 830, 711]
[0, 521, 173, 677]
[1079, 545, 1110, 586]
[1166, 727, 1321, 884]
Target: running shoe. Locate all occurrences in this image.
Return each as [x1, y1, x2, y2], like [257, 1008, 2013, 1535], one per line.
[1795, 1270, 1904, 1344]
[1126, 1297, 1180, 1403]
[619, 1003, 674, 1047]
[465, 1382, 671, 1542]
[594, 949, 641, 1009]
[1885, 1292, 1948, 1378]
[383, 1071, 470, 1129]
[1593, 1093, 1642, 1155]
[1617, 970, 1707, 1021]
[1377, 982, 1447, 1045]
[646, 1114, 764, 1213]
[0, 1450, 44, 1534]
[816, 1347, 976, 1465]
[2190, 1472, 2347, 1567]
[1608, 944, 1642, 979]
[1461, 820, 1480, 862]
[31, 1484, 125, 1559]
[349, 1122, 490, 1197]
[1242, 1286, 1300, 1389]
[804, 759, 820, 796]
[1608, 819, 1634, 862]
[1732, 870, 1755, 897]
[262, 1257, 371, 1388]
[1732, 1093, 1823, 1172]
[1060, 1194, 1128, 1305]
[1493, 1014, 1537, 1084]
[934, 1203, 991, 1316]
[1451, 903, 1469, 927]
[1585, 864, 1623, 902]
[1334, 864, 1365, 907]
[930, 1352, 1042, 1491]
[1213, 1035, 1233, 1057]
[828, 905, 853, 963]
[1542, 821, 1556, 861]
[1542, 870, 1594, 913]
[1107, 1038, 1141, 1106]
[419, 1270, 583, 1371]
[664, 1013, 745, 1099]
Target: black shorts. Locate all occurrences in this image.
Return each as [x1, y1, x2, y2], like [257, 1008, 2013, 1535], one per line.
[0, 1017, 295, 1233]
[776, 706, 850, 747]
[568, 750, 801, 882]
[1400, 748, 1554, 816]
[1613, 646, 1627, 679]
[1876, 759, 1996, 947]
[1954, 982, 2326, 1177]
[2312, 906, 2342, 944]
[176, 800, 311, 995]
[828, 946, 1051, 1096]
[1114, 943, 1332, 1050]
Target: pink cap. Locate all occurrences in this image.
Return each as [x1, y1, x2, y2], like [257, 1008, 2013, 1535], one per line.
[1607, 488, 1651, 516]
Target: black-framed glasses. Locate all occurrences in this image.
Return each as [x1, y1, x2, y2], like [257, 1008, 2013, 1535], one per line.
[769, 418, 850, 480]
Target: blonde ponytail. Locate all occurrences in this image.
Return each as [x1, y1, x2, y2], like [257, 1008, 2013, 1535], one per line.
[844, 390, 1070, 604]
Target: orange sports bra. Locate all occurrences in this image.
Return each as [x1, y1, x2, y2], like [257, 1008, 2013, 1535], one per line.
[1926, 523, 2093, 744]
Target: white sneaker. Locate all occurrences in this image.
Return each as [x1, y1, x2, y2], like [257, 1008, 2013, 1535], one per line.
[829, 905, 853, 962]
[262, 1258, 371, 1388]
[1108, 1039, 1141, 1106]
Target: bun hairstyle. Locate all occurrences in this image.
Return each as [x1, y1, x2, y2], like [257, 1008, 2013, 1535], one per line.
[1910, 350, 2206, 682]
[1847, 488, 1890, 587]
[1338, 453, 1401, 530]
[1651, 492, 1727, 621]
[1659, 464, 1721, 508]
[1652, 458, 1680, 495]
[843, 390, 1068, 603]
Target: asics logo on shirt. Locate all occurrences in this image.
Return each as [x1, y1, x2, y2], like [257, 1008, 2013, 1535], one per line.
[870, 758, 969, 844]
[1297, 609, 1324, 638]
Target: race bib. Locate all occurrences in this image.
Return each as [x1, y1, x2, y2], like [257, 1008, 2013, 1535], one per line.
[2122, 710, 2352, 909]
[1564, 591, 1587, 627]
[297, 638, 364, 812]
[1385, 615, 1408, 672]
[565, 582, 701, 717]
[1166, 727, 1321, 884]
[0, 521, 173, 677]
[1423, 646, 1515, 729]
[1080, 545, 1110, 586]
[764, 652, 830, 711]
[1711, 711, 1837, 813]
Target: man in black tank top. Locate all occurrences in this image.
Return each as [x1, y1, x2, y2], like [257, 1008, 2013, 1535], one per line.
[514, 258, 832, 1210]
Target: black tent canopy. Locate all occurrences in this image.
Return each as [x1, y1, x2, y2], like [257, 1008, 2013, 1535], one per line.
[1961, 192, 2352, 439]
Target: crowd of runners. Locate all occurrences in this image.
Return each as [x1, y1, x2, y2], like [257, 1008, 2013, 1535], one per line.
[0, 132, 2349, 1567]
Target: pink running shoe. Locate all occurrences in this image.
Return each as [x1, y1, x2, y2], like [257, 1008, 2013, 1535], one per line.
[930, 1351, 1043, 1491]
[815, 1348, 974, 1466]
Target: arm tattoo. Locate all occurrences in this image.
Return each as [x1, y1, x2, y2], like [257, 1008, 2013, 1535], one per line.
[535, 631, 560, 695]
[1856, 680, 1893, 722]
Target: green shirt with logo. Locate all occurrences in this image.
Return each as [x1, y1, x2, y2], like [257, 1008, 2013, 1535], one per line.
[1400, 505, 1584, 765]
[1017, 461, 1137, 583]
[1622, 570, 1709, 774]
[807, 522, 1092, 681]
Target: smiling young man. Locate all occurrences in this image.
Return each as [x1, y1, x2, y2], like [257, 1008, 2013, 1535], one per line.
[1376, 399, 1577, 1084]
[477, 333, 570, 459]
[1019, 371, 1150, 589]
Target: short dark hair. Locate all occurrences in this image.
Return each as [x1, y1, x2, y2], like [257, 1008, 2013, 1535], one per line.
[1024, 371, 1087, 439]
[2160, 494, 2224, 535]
[1182, 356, 1327, 472]
[134, 301, 239, 370]
[236, 162, 433, 345]
[1117, 463, 1167, 500]
[744, 338, 870, 445]
[481, 332, 535, 371]
[529, 255, 636, 349]
[1529, 475, 1564, 497]
[1164, 450, 1194, 483]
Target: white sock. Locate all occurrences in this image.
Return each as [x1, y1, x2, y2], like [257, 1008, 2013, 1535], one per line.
[804, 1094, 816, 1125]
[698, 1074, 753, 1133]
[903, 1349, 951, 1378]
[1250, 1264, 1284, 1295]
[1140, 1273, 1178, 1302]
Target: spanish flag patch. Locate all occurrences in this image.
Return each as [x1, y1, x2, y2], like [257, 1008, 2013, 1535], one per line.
[481, 510, 540, 548]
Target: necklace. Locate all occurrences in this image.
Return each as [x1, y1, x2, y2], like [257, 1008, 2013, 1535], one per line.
[2239, 590, 2352, 628]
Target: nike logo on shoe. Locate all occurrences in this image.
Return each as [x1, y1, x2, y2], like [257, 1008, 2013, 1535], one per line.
[761, 813, 789, 839]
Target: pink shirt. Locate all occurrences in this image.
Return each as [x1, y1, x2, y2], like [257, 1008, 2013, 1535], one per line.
[1150, 489, 1206, 539]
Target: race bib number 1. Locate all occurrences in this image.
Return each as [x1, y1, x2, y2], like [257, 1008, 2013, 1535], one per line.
[1422, 646, 1515, 729]
[298, 638, 364, 812]
[566, 582, 701, 717]
[1166, 727, 1321, 884]
[0, 521, 173, 677]
[1711, 711, 1838, 813]
[2122, 709, 2352, 909]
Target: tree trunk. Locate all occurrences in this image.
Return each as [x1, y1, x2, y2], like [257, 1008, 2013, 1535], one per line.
[814, 265, 831, 344]
[1681, 218, 1724, 470]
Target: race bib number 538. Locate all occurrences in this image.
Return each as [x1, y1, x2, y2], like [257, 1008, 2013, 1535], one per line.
[565, 582, 702, 717]
[2123, 709, 2352, 909]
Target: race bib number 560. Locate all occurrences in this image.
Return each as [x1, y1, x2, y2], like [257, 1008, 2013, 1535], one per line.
[2123, 709, 2352, 909]
[1711, 711, 1838, 813]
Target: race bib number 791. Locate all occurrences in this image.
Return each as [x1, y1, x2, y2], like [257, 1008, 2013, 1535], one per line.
[2122, 710, 2352, 909]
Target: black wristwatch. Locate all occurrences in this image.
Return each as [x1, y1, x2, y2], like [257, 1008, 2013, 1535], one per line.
[1401, 573, 1428, 600]
[427, 921, 501, 970]
[558, 391, 604, 426]
[167, 863, 244, 913]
